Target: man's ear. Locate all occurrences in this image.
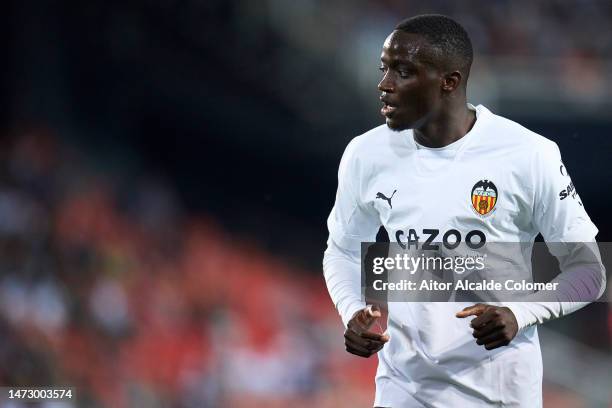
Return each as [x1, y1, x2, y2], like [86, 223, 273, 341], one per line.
[441, 71, 462, 92]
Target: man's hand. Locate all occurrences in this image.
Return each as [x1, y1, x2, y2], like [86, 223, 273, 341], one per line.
[344, 304, 390, 358]
[456, 304, 519, 350]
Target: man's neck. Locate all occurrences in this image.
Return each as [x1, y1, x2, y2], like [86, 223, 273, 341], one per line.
[413, 105, 476, 148]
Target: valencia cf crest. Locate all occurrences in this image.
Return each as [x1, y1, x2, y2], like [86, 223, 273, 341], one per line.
[471, 180, 497, 216]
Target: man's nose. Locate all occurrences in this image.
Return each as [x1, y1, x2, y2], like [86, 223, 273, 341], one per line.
[378, 72, 394, 93]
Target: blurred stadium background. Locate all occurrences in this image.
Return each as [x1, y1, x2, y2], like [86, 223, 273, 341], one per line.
[1, 1, 611, 407]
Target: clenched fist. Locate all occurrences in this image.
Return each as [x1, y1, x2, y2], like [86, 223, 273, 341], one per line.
[344, 305, 390, 358]
[456, 304, 519, 350]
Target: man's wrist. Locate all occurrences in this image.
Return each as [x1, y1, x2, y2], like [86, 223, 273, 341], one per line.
[504, 303, 534, 332]
[341, 301, 367, 328]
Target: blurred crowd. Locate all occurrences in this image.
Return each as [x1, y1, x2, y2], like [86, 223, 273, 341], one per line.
[257, 0, 612, 58]
[0, 129, 378, 407]
[197, 0, 612, 144]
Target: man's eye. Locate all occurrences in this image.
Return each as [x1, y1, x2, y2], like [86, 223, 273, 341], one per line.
[398, 71, 411, 78]
[379, 66, 386, 72]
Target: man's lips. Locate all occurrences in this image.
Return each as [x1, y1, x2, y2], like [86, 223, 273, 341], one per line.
[380, 95, 398, 117]
[381, 103, 398, 117]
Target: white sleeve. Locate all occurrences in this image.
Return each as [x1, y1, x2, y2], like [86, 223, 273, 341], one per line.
[323, 238, 366, 327]
[531, 142, 598, 244]
[326, 139, 380, 251]
[507, 241, 606, 330]
[506, 142, 605, 330]
[323, 139, 380, 327]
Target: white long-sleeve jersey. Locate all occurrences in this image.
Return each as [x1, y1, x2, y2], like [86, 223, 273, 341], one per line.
[323, 104, 605, 407]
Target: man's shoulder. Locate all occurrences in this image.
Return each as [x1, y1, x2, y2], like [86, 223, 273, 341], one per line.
[485, 108, 558, 154]
[343, 124, 403, 161]
[347, 123, 391, 148]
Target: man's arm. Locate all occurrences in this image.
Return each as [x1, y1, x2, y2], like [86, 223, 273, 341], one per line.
[323, 137, 389, 357]
[505, 241, 606, 329]
[323, 238, 366, 328]
[456, 241, 606, 350]
[324, 238, 389, 357]
[458, 141, 605, 350]
[506, 140, 607, 330]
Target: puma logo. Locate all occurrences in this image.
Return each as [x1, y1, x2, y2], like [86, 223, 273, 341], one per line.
[376, 189, 397, 209]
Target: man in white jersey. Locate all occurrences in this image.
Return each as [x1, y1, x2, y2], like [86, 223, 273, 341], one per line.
[323, 14, 606, 407]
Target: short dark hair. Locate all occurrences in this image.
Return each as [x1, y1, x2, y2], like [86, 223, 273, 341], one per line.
[395, 14, 473, 77]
